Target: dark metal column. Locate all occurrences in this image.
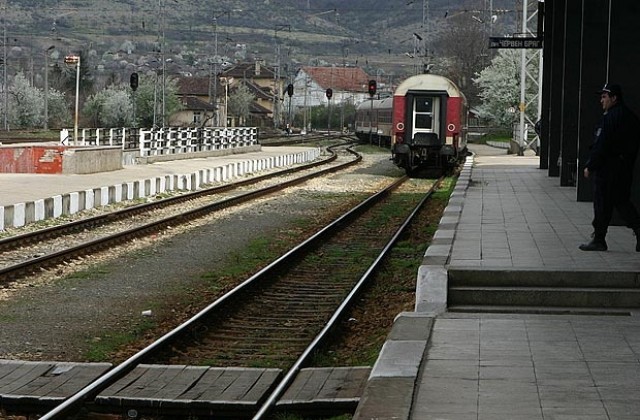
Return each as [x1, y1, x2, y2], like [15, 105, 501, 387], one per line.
[539, 0, 553, 170]
[609, 0, 640, 209]
[546, 0, 566, 177]
[559, 1, 583, 187]
[576, 0, 609, 202]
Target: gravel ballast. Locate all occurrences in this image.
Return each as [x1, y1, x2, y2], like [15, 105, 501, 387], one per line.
[0, 152, 406, 361]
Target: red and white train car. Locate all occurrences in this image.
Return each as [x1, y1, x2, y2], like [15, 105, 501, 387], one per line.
[391, 74, 468, 173]
[355, 74, 468, 174]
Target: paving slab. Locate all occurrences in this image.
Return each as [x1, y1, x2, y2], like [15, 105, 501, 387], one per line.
[355, 145, 640, 420]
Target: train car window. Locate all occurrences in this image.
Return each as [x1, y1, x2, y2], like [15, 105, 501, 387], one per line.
[415, 99, 433, 113]
[415, 114, 433, 129]
[413, 96, 438, 131]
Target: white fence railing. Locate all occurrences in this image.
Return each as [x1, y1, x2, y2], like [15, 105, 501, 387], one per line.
[60, 127, 259, 157]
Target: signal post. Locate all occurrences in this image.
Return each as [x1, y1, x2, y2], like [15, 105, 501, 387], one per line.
[367, 79, 377, 144]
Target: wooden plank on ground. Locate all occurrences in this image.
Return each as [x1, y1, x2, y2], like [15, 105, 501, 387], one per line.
[126, 365, 186, 401]
[278, 369, 314, 402]
[8, 362, 111, 402]
[98, 365, 148, 402]
[238, 368, 281, 404]
[0, 362, 53, 395]
[95, 365, 209, 408]
[0, 360, 26, 381]
[144, 365, 208, 401]
[96, 366, 281, 414]
[283, 367, 332, 402]
[218, 368, 267, 402]
[332, 366, 370, 400]
[46, 363, 112, 398]
[316, 367, 370, 402]
[180, 367, 232, 405]
[0, 361, 111, 410]
[276, 367, 371, 412]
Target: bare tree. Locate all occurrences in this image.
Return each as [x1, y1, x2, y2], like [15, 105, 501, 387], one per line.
[432, 10, 489, 107]
[228, 83, 255, 126]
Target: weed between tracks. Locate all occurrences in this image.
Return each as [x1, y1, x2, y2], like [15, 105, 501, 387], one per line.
[311, 177, 455, 367]
[81, 169, 455, 372]
[86, 175, 456, 377]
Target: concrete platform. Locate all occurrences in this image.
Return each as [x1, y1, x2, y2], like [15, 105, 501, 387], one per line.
[354, 144, 640, 420]
[0, 146, 320, 230]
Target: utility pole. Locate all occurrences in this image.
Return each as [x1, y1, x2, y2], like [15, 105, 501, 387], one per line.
[2, 0, 7, 130]
[274, 24, 290, 129]
[161, 0, 166, 127]
[211, 15, 219, 126]
[43, 46, 55, 130]
[422, 0, 429, 63]
[303, 72, 308, 132]
[64, 54, 80, 144]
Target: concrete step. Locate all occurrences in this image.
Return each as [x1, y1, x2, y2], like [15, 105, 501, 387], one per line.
[448, 286, 640, 308]
[447, 304, 634, 316]
[448, 268, 640, 288]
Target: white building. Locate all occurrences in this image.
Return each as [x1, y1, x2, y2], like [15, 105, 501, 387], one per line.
[290, 66, 372, 109]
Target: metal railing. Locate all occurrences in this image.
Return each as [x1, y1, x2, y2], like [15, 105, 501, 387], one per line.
[59, 127, 259, 157]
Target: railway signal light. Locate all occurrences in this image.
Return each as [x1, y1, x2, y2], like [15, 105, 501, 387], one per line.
[130, 72, 139, 91]
[368, 79, 377, 97]
[287, 83, 294, 97]
[326, 88, 333, 100]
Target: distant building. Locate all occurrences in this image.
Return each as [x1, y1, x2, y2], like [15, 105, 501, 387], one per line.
[220, 61, 283, 128]
[172, 61, 284, 128]
[171, 76, 219, 127]
[291, 66, 372, 109]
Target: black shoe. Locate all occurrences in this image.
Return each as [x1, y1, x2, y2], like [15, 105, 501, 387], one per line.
[634, 229, 640, 252]
[579, 240, 608, 251]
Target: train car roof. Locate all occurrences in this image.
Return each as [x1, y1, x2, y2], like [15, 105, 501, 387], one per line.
[355, 96, 393, 111]
[394, 74, 464, 99]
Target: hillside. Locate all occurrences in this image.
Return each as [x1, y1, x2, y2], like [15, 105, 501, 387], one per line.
[4, 0, 517, 84]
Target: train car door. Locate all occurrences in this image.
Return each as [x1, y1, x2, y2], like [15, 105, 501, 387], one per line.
[407, 94, 445, 146]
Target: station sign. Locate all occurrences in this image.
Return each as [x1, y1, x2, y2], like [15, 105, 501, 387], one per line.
[64, 55, 80, 64]
[489, 37, 543, 49]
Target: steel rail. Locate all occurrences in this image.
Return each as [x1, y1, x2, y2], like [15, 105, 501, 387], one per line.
[35, 145, 361, 419]
[0, 144, 361, 285]
[38, 172, 445, 420]
[0, 144, 343, 253]
[252, 176, 444, 419]
[38, 166, 403, 420]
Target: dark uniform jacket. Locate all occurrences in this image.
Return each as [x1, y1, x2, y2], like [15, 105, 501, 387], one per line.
[585, 102, 640, 174]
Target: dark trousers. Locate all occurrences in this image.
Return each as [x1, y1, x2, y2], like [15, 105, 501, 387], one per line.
[592, 168, 640, 239]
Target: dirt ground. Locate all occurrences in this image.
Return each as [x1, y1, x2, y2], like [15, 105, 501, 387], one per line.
[0, 152, 409, 362]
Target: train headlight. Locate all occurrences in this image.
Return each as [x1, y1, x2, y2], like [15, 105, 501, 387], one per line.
[447, 123, 456, 132]
[396, 122, 404, 131]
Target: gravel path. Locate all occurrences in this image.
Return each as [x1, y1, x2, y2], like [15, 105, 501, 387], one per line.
[0, 152, 405, 361]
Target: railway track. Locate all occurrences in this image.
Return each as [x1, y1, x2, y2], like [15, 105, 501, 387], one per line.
[37, 173, 444, 420]
[0, 139, 359, 286]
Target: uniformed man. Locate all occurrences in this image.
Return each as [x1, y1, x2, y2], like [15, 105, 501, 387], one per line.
[580, 83, 640, 251]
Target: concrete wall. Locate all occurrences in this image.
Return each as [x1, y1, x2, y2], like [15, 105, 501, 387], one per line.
[0, 145, 122, 174]
[61, 146, 123, 174]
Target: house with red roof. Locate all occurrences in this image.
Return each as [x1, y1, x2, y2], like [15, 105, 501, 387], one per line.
[291, 66, 373, 109]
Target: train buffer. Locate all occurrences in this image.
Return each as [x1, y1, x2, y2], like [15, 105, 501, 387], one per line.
[1, 361, 371, 417]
